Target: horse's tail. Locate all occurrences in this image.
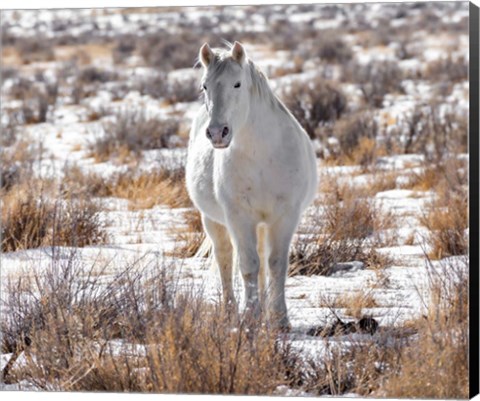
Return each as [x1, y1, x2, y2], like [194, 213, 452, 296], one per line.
[194, 235, 212, 258]
[257, 223, 268, 303]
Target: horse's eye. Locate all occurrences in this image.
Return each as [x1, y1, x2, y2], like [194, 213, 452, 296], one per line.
[203, 85, 207, 91]
[234, 82, 241, 88]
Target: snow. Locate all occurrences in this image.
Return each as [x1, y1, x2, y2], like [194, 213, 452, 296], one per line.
[0, 2, 469, 394]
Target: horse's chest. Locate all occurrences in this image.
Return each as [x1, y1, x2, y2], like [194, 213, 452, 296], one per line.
[214, 153, 285, 211]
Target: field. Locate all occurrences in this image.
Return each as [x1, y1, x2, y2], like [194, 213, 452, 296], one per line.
[0, 2, 469, 397]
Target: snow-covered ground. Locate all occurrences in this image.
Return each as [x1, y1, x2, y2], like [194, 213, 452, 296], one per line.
[0, 2, 469, 395]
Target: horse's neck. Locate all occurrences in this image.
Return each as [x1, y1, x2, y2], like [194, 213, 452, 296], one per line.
[235, 95, 285, 148]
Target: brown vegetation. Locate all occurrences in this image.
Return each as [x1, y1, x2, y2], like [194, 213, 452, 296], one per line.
[342, 61, 404, 108]
[2, 256, 300, 394]
[167, 208, 205, 258]
[1, 181, 106, 252]
[89, 109, 181, 163]
[379, 258, 468, 398]
[289, 181, 394, 276]
[281, 76, 347, 139]
[323, 112, 382, 167]
[108, 168, 191, 210]
[420, 187, 468, 259]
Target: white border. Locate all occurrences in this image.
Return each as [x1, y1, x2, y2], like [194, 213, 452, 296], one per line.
[0, 0, 477, 10]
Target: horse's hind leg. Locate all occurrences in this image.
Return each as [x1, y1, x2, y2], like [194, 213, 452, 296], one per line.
[202, 216, 235, 307]
[267, 213, 300, 330]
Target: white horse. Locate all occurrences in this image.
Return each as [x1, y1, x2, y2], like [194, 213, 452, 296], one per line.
[186, 42, 317, 329]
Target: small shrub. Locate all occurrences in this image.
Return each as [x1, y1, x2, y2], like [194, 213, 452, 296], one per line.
[1, 181, 106, 252]
[90, 109, 181, 163]
[398, 104, 467, 162]
[15, 36, 55, 64]
[281, 77, 347, 139]
[314, 33, 352, 63]
[323, 112, 381, 167]
[77, 66, 119, 84]
[136, 73, 170, 100]
[299, 257, 469, 398]
[1, 139, 38, 190]
[166, 77, 201, 104]
[342, 61, 404, 108]
[0, 115, 19, 148]
[138, 32, 200, 71]
[424, 56, 468, 83]
[290, 194, 393, 276]
[112, 34, 137, 65]
[420, 188, 468, 259]
[138, 74, 200, 104]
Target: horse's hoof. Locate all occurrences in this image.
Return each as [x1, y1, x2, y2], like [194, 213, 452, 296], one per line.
[269, 317, 291, 333]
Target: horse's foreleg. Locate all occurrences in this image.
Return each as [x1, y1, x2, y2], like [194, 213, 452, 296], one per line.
[267, 214, 300, 330]
[225, 217, 260, 318]
[203, 216, 235, 307]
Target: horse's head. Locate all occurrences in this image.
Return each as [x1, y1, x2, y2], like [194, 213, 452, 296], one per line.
[199, 41, 250, 149]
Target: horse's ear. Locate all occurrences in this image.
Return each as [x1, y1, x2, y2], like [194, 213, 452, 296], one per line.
[200, 43, 213, 67]
[231, 41, 246, 64]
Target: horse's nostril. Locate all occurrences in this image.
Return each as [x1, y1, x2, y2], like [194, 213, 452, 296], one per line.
[222, 126, 229, 138]
[206, 128, 212, 139]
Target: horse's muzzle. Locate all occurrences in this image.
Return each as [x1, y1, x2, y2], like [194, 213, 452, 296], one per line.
[206, 125, 232, 149]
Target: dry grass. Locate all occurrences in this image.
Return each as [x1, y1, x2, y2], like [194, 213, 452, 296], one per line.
[63, 163, 191, 210]
[379, 257, 468, 398]
[1, 180, 106, 252]
[11, 253, 457, 397]
[167, 208, 206, 258]
[420, 188, 468, 260]
[361, 171, 399, 196]
[2, 255, 302, 394]
[291, 173, 396, 276]
[110, 168, 191, 210]
[321, 292, 379, 320]
[290, 200, 393, 277]
[299, 257, 469, 398]
[323, 112, 383, 168]
[1, 139, 39, 190]
[15, 36, 55, 64]
[89, 109, 181, 163]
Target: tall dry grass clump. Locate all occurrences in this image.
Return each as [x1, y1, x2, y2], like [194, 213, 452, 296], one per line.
[1, 181, 107, 252]
[380, 258, 469, 398]
[290, 177, 393, 276]
[167, 208, 206, 258]
[1, 148, 106, 252]
[420, 187, 468, 259]
[2, 255, 301, 394]
[62, 162, 192, 210]
[108, 167, 191, 209]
